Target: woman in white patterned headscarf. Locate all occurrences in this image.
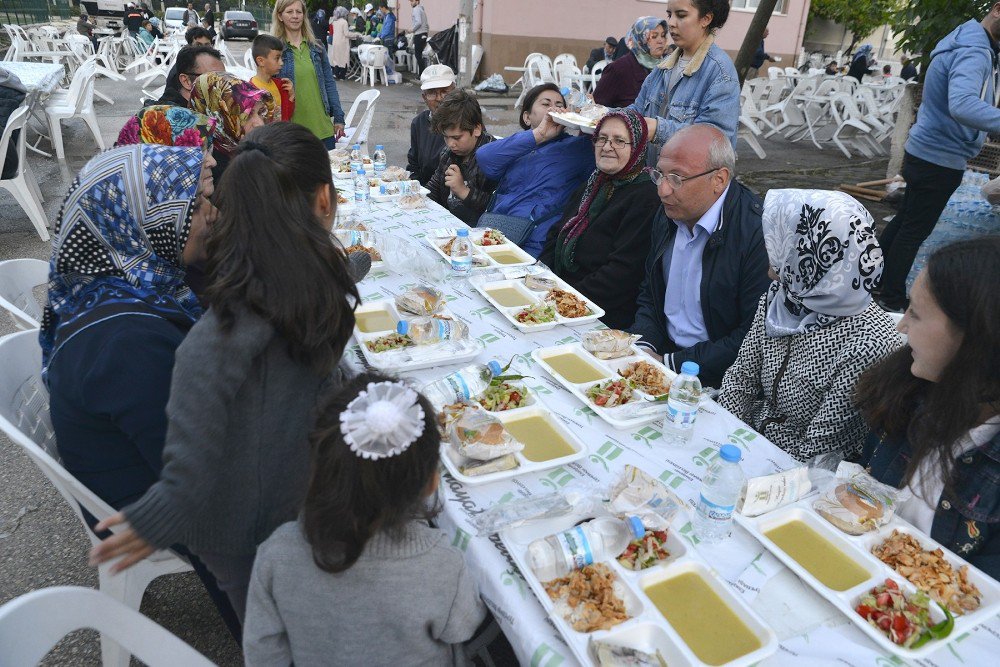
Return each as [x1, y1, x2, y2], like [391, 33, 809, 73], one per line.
[718, 189, 903, 461]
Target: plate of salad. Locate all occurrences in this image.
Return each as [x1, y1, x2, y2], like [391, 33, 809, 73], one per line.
[855, 578, 954, 649]
[585, 379, 637, 408]
[617, 530, 671, 571]
[514, 304, 557, 326]
[478, 380, 532, 412]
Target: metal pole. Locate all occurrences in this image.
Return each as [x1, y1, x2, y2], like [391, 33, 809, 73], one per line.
[457, 0, 473, 88]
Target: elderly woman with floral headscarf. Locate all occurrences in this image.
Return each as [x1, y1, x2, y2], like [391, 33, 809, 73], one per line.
[718, 189, 903, 462]
[593, 17, 669, 108]
[190, 71, 271, 180]
[115, 104, 216, 148]
[539, 108, 659, 329]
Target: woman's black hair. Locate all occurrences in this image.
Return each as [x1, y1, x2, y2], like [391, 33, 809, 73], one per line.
[690, 0, 731, 32]
[519, 82, 564, 130]
[855, 236, 1000, 500]
[303, 372, 442, 573]
[206, 121, 359, 374]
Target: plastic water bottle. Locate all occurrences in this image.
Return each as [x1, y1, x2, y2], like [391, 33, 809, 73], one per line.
[353, 169, 370, 212]
[372, 144, 387, 178]
[421, 360, 504, 408]
[349, 143, 363, 173]
[528, 516, 645, 581]
[694, 444, 745, 543]
[397, 317, 469, 345]
[450, 227, 473, 276]
[663, 361, 702, 445]
[559, 86, 588, 113]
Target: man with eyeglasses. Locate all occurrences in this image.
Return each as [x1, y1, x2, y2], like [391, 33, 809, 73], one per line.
[407, 64, 456, 185]
[145, 45, 226, 108]
[630, 124, 771, 388]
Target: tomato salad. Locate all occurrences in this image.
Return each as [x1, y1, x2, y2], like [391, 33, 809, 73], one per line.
[586, 379, 636, 407]
[855, 578, 954, 648]
[514, 304, 557, 325]
[478, 381, 530, 411]
[617, 530, 671, 570]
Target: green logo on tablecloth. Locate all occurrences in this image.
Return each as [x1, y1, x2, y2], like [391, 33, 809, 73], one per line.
[367, 270, 390, 280]
[589, 441, 624, 471]
[478, 333, 501, 344]
[875, 657, 905, 666]
[529, 384, 552, 395]
[471, 306, 495, 319]
[539, 467, 575, 490]
[678, 520, 702, 546]
[451, 528, 471, 551]
[362, 290, 385, 301]
[589, 322, 608, 331]
[946, 632, 971, 662]
[500, 567, 528, 598]
[413, 231, 426, 239]
[554, 335, 577, 345]
[728, 427, 758, 449]
[444, 293, 459, 302]
[573, 405, 596, 424]
[693, 446, 719, 468]
[657, 469, 685, 490]
[748, 551, 765, 575]
[632, 426, 662, 448]
[496, 491, 516, 505]
[513, 352, 535, 367]
[530, 643, 565, 667]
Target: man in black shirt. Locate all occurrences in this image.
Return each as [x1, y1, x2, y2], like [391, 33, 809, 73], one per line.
[407, 64, 456, 185]
[585, 37, 617, 72]
[124, 3, 144, 36]
[145, 45, 225, 107]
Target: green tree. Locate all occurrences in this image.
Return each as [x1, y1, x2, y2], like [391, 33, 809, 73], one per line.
[891, 0, 994, 77]
[809, 0, 898, 55]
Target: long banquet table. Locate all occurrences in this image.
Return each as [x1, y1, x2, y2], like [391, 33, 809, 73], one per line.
[340, 195, 999, 666]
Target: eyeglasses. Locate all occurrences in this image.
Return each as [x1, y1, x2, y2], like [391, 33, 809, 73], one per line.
[650, 168, 718, 189]
[421, 88, 452, 99]
[594, 136, 632, 149]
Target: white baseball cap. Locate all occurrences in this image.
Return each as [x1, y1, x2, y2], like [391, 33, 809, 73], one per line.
[350, 7, 360, 14]
[364, 3, 374, 12]
[420, 64, 456, 90]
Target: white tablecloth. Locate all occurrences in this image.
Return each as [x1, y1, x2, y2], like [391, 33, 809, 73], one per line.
[342, 197, 1000, 667]
[0, 62, 63, 93]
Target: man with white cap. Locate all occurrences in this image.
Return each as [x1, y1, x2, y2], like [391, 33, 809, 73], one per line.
[363, 3, 377, 36]
[407, 64, 456, 185]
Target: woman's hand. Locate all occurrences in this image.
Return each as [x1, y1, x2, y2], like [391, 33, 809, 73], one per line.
[532, 112, 563, 145]
[333, 122, 345, 140]
[88, 512, 156, 574]
[280, 79, 295, 102]
[644, 117, 657, 137]
[444, 164, 470, 200]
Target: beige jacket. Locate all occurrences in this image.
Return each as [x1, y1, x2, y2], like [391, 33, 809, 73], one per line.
[328, 18, 361, 67]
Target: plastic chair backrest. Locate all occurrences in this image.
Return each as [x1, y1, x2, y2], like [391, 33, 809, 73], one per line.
[370, 46, 388, 68]
[0, 106, 30, 182]
[0, 258, 47, 329]
[522, 52, 544, 68]
[0, 586, 214, 667]
[0, 331, 119, 547]
[767, 66, 783, 80]
[591, 59, 608, 80]
[344, 88, 380, 128]
[243, 47, 254, 70]
[814, 78, 838, 97]
[553, 53, 577, 70]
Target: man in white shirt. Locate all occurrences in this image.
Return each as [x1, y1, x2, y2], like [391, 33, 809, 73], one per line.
[630, 124, 771, 387]
[408, 0, 430, 74]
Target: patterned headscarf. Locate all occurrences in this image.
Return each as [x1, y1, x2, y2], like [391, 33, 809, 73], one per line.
[626, 16, 668, 70]
[761, 189, 883, 337]
[190, 71, 271, 159]
[40, 145, 205, 371]
[115, 105, 216, 149]
[554, 108, 650, 274]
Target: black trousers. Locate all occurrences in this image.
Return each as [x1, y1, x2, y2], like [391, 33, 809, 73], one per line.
[878, 151, 965, 306]
[413, 32, 428, 74]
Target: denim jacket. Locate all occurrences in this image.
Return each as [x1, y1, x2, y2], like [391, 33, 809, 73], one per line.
[862, 429, 1000, 581]
[279, 40, 345, 124]
[628, 35, 740, 162]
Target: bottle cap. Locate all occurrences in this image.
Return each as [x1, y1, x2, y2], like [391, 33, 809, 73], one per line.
[720, 444, 742, 463]
[375, 144, 383, 150]
[560, 86, 570, 96]
[358, 169, 366, 176]
[353, 143, 360, 150]
[680, 361, 700, 377]
[457, 227, 469, 237]
[626, 516, 645, 539]
[487, 360, 502, 376]
[396, 320, 409, 335]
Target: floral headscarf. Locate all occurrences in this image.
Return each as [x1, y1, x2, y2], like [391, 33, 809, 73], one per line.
[40, 145, 206, 371]
[554, 108, 650, 274]
[626, 16, 668, 70]
[761, 189, 883, 337]
[190, 71, 272, 158]
[115, 105, 216, 149]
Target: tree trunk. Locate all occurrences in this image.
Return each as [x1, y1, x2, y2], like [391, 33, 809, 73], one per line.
[734, 0, 781, 85]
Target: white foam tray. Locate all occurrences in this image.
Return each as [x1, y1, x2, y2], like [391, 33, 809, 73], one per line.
[469, 273, 604, 333]
[427, 228, 537, 270]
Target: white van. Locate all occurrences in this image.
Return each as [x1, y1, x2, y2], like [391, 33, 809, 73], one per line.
[163, 7, 199, 34]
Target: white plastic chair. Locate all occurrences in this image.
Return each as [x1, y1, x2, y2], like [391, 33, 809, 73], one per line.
[767, 66, 783, 80]
[362, 45, 389, 87]
[0, 586, 213, 667]
[590, 59, 608, 92]
[0, 258, 48, 329]
[337, 89, 380, 149]
[553, 53, 577, 70]
[0, 107, 49, 241]
[0, 329, 194, 667]
[555, 63, 581, 91]
[243, 45, 255, 70]
[44, 58, 106, 160]
[828, 93, 875, 158]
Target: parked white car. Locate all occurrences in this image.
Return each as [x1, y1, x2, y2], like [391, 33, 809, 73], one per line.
[163, 7, 199, 35]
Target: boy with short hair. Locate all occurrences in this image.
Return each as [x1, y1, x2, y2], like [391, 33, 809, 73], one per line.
[427, 89, 496, 225]
[250, 34, 295, 122]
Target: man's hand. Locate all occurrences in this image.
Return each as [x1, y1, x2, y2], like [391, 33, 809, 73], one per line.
[280, 78, 295, 102]
[639, 347, 663, 363]
[444, 164, 470, 200]
[89, 512, 156, 574]
[532, 112, 563, 145]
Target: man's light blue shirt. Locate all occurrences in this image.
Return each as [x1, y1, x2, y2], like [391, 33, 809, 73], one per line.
[662, 184, 730, 348]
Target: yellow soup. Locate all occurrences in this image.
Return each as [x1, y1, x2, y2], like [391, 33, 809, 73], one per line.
[543, 353, 609, 384]
[356, 310, 396, 333]
[486, 287, 534, 308]
[487, 250, 525, 265]
[504, 415, 576, 462]
[764, 520, 871, 591]
[644, 573, 762, 666]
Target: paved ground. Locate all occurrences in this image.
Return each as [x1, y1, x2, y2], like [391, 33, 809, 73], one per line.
[0, 43, 894, 664]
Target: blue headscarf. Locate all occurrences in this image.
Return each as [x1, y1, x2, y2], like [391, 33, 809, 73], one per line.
[626, 16, 668, 70]
[852, 44, 874, 65]
[40, 144, 205, 372]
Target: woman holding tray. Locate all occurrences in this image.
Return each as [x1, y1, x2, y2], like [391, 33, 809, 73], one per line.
[856, 237, 1000, 579]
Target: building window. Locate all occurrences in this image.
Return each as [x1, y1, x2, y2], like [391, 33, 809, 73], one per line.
[731, 0, 788, 13]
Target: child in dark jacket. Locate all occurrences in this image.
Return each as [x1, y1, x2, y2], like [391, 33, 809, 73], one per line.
[250, 34, 295, 122]
[426, 89, 496, 226]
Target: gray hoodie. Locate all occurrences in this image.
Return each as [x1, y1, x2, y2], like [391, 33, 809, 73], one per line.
[906, 19, 1000, 170]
